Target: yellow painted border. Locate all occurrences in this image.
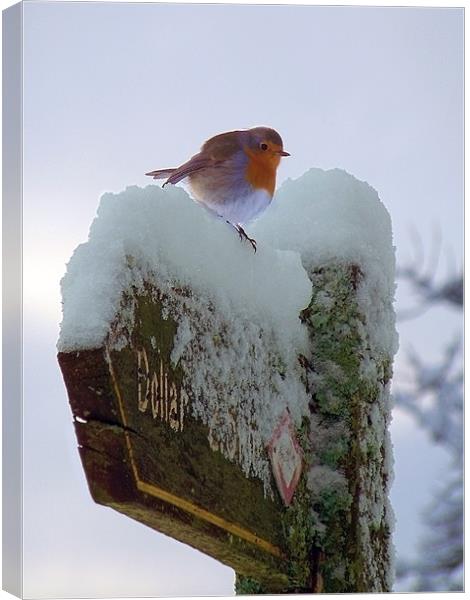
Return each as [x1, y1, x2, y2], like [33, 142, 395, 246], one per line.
[105, 347, 283, 559]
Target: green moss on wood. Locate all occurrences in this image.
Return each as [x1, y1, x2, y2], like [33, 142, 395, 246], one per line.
[235, 575, 267, 595]
[301, 263, 393, 592]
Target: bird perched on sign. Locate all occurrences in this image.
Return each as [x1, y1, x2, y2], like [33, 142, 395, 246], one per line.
[146, 127, 290, 251]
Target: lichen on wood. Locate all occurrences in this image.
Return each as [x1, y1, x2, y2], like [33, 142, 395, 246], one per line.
[300, 262, 395, 592]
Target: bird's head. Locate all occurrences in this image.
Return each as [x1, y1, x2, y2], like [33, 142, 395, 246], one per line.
[244, 127, 290, 169]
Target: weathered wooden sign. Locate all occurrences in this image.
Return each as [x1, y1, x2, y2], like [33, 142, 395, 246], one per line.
[59, 286, 309, 592]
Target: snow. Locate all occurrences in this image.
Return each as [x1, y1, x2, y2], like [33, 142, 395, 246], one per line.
[59, 183, 310, 355]
[253, 168, 398, 358]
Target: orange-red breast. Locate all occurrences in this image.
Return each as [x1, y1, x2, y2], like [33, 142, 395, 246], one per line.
[146, 127, 290, 251]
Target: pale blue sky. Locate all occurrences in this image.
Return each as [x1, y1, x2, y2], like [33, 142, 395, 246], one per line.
[20, 1, 463, 596]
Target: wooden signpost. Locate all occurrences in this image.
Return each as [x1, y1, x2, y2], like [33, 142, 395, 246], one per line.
[58, 261, 394, 594]
[59, 342, 290, 590]
[58, 285, 305, 592]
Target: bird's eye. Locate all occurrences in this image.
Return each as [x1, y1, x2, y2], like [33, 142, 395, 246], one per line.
[260, 143, 268, 151]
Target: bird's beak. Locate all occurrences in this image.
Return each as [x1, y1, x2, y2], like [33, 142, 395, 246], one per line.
[279, 150, 291, 156]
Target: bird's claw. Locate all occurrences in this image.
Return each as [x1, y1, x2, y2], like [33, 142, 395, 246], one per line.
[236, 225, 257, 253]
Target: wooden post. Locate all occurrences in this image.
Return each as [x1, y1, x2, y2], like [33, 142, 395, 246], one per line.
[300, 263, 394, 592]
[58, 259, 394, 592]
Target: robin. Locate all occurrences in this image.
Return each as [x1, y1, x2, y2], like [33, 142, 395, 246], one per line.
[146, 127, 290, 251]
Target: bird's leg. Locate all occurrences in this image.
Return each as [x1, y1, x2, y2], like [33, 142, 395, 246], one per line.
[235, 224, 257, 253]
[225, 221, 257, 252]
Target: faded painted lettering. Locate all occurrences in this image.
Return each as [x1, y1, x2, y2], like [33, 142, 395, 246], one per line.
[136, 347, 188, 432]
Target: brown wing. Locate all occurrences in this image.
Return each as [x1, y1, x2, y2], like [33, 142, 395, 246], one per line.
[200, 130, 243, 161]
[161, 155, 215, 187]
[146, 131, 242, 186]
[161, 133, 242, 186]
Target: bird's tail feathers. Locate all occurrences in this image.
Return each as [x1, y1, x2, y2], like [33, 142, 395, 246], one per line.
[145, 168, 177, 180]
